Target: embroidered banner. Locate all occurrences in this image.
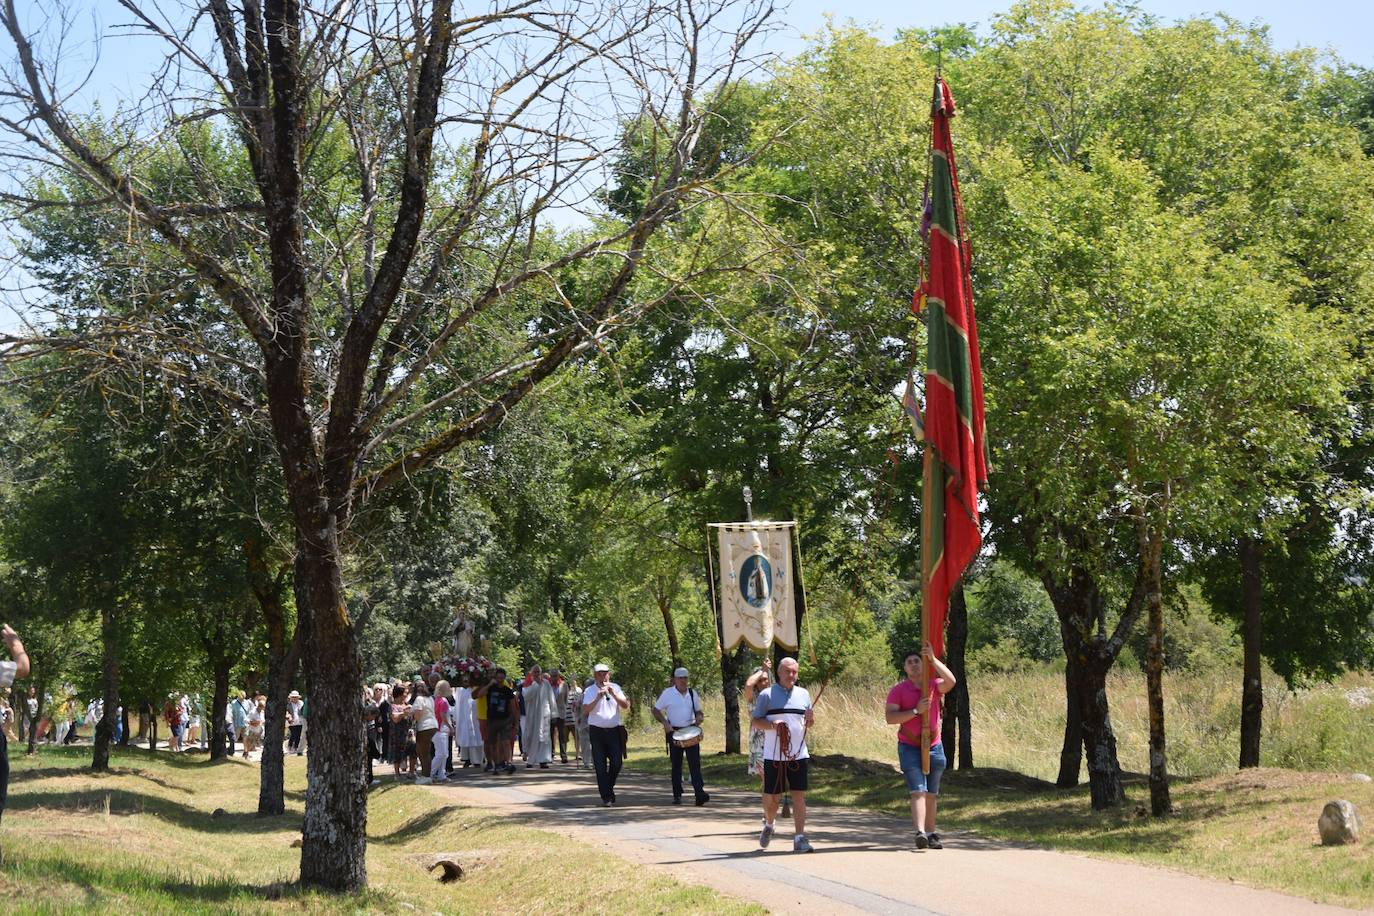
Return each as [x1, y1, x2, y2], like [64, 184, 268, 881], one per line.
[711, 522, 798, 652]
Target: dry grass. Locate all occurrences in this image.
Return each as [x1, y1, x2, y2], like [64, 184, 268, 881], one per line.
[624, 666, 1374, 909]
[0, 745, 762, 914]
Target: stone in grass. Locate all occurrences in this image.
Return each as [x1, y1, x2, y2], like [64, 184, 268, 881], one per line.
[1352, 773, 1371, 783]
[1318, 800, 1361, 846]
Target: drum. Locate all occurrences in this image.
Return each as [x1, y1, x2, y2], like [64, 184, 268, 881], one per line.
[671, 726, 703, 749]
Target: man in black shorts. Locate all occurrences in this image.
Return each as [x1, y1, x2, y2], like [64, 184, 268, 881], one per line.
[484, 669, 517, 775]
[749, 657, 814, 853]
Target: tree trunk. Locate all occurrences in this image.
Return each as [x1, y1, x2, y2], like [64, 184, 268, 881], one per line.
[209, 657, 232, 762]
[1143, 529, 1170, 816]
[656, 577, 682, 669]
[147, 706, 159, 754]
[1238, 535, 1263, 769]
[1076, 656, 1124, 808]
[26, 665, 44, 754]
[91, 605, 120, 772]
[295, 540, 368, 892]
[247, 533, 299, 816]
[1057, 653, 1083, 787]
[259, 654, 292, 815]
[941, 582, 972, 768]
[721, 644, 744, 755]
[1042, 554, 1141, 808]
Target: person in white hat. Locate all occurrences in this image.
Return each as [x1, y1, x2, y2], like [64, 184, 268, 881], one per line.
[653, 667, 708, 806]
[581, 663, 629, 805]
[286, 690, 304, 755]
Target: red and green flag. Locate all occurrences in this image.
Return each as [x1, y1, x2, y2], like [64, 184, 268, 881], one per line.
[916, 76, 988, 668]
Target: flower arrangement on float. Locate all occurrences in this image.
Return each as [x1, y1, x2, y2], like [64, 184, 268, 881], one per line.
[412, 655, 495, 683]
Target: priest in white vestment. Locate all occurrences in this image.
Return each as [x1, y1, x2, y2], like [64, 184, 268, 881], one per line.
[454, 682, 484, 766]
[521, 666, 559, 768]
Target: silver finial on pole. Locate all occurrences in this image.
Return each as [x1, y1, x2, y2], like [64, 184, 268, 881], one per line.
[743, 486, 753, 522]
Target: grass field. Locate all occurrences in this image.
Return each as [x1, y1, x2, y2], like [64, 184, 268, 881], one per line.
[0, 746, 761, 915]
[625, 667, 1374, 909]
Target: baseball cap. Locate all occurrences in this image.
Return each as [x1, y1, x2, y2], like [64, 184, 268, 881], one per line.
[673, 667, 689, 678]
[593, 663, 610, 673]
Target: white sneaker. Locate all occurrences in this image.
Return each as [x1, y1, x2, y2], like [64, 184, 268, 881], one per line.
[415, 776, 432, 785]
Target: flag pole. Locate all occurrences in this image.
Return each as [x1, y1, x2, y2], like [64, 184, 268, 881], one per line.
[920, 448, 934, 775]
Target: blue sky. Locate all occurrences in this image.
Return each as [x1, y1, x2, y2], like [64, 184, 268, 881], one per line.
[32, 0, 1374, 105]
[783, 0, 1372, 64]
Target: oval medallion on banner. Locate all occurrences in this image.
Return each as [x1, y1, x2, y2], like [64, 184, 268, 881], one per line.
[739, 554, 772, 608]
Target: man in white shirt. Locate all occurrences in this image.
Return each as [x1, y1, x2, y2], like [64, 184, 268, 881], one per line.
[581, 663, 629, 806]
[750, 656, 815, 853]
[652, 667, 709, 806]
[1, 624, 32, 839]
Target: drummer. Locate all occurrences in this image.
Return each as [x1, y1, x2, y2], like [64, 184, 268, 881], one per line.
[652, 667, 710, 806]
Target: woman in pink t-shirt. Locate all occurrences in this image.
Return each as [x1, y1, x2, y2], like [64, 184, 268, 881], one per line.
[884, 644, 956, 850]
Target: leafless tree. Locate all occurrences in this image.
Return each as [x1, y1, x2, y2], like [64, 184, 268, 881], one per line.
[0, 0, 777, 890]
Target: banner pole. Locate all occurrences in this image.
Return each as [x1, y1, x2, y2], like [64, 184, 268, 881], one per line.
[921, 448, 934, 775]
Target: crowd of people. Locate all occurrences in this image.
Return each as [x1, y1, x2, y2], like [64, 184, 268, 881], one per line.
[0, 683, 120, 748]
[0, 619, 958, 856]
[363, 664, 612, 789]
[350, 644, 956, 854]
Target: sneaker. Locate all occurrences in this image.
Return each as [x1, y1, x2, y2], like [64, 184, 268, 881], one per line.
[793, 834, 813, 853]
[602, 799, 613, 807]
[672, 796, 683, 805]
[539, 763, 549, 769]
[505, 764, 517, 775]
[759, 821, 774, 849]
[926, 832, 943, 850]
[526, 763, 534, 769]
[695, 793, 710, 807]
[415, 776, 431, 785]
[914, 831, 929, 850]
[368, 779, 380, 788]
[484, 761, 493, 772]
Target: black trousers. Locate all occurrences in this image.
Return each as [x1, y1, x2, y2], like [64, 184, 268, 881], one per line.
[0, 727, 8, 824]
[225, 725, 236, 756]
[670, 741, 705, 799]
[551, 719, 569, 759]
[589, 725, 623, 802]
[288, 724, 303, 751]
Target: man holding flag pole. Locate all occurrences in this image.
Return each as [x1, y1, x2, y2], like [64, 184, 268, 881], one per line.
[905, 67, 988, 810]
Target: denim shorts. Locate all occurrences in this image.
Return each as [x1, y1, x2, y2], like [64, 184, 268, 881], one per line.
[898, 740, 946, 795]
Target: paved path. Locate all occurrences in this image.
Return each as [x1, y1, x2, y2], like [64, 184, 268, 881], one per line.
[426, 763, 1368, 916]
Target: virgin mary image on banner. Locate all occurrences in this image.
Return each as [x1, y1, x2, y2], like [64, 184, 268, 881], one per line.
[713, 522, 798, 652]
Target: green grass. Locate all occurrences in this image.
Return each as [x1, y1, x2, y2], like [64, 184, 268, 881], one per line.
[0, 745, 762, 914]
[624, 668, 1374, 909]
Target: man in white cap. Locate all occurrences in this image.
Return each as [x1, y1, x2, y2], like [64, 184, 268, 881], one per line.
[581, 663, 629, 806]
[653, 667, 708, 806]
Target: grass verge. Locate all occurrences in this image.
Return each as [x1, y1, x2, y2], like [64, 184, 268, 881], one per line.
[0, 745, 761, 914]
